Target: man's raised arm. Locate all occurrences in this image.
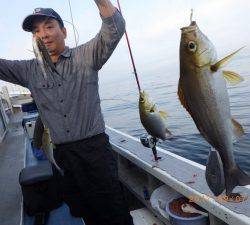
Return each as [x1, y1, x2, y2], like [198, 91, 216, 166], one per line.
[81, 0, 125, 71]
[94, 0, 116, 18]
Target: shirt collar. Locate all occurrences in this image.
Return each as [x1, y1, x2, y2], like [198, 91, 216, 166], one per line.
[61, 46, 71, 58]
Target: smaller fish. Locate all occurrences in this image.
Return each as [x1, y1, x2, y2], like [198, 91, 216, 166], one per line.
[42, 127, 63, 175]
[139, 90, 172, 140]
[32, 36, 58, 79]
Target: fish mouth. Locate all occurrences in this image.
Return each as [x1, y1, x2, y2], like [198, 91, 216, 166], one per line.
[180, 21, 197, 34]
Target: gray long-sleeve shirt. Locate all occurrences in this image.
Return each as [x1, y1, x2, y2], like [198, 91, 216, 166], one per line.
[0, 10, 125, 144]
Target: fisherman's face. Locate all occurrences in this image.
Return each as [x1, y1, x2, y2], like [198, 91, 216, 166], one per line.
[32, 17, 67, 57]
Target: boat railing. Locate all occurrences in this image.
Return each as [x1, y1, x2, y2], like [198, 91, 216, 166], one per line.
[106, 126, 250, 225]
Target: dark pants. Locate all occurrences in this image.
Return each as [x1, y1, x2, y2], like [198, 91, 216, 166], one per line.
[53, 133, 134, 225]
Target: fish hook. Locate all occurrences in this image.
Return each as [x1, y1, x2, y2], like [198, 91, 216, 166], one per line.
[190, 8, 194, 22]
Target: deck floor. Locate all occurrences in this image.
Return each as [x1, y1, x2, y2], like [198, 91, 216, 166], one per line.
[0, 112, 26, 225]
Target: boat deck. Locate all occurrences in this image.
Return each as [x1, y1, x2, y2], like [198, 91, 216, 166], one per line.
[1, 113, 250, 225]
[0, 113, 85, 225]
[1, 113, 161, 225]
[0, 113, 26, 225]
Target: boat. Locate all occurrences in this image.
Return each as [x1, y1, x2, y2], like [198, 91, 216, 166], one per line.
[0, 88, 249, 225]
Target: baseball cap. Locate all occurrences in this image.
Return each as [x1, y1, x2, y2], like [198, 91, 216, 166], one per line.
[22, 8, 64, 32]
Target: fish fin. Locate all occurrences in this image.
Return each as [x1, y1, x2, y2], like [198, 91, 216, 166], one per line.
[225, 165, 250, 195]
[159, 111, 168, 119]
[54, 163, 64, 175]
[222, 71, 244, 85]
[150, 104, 157, 112]
[165, 128, 173, 140]
[211, 47, 245, 71]
[231, 118, 245, 142]
[205, 149, 225, 196]
[178, 77, 190, 112]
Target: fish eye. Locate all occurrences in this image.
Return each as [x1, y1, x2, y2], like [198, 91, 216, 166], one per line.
[139, 97, 144, 101]
[187, 41, 197, 52]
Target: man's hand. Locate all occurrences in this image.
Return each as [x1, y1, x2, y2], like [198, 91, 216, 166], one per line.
[94, 0, 116, 18]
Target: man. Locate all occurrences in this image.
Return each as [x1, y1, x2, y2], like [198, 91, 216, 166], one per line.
[0, 1, 134, 225]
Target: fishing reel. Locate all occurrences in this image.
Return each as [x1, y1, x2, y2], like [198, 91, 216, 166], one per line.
[140, 135, 162, 161]
[140, 135, 158, 148]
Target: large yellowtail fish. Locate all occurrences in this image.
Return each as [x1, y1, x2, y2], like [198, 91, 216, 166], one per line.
[32, 36, 58, 79]
[178, 20, 250, 196]
[139, 91, 172, 140]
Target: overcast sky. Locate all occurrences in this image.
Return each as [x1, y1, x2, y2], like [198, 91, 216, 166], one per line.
[0, 0, 250, 89]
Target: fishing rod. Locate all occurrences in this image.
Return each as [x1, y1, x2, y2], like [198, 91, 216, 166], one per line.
[117, 0, 164, 162]
[116, 0, 142, 93]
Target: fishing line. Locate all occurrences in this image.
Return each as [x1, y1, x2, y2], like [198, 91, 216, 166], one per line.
[63, 19, 80, 46]
[116, 0, 142, 93]
[68, 0, 78, 47]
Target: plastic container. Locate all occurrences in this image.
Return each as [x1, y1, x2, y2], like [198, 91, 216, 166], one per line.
[150, 185, 181, 219]
[22, 112, 39, 129]
[165, 197, 209, 225]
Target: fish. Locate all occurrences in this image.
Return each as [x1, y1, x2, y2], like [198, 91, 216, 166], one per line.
[139, 90, 172, 140]
[42, 127, 63, 175]
[32, 36, 58, 79]
[178, 20, 250, 196]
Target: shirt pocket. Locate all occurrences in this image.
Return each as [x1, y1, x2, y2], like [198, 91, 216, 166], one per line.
[34, 81, 55, 107]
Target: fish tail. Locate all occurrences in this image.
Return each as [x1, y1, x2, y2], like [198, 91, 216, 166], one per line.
[49, 150, 63, 175]
[225, 165, 250, 195]
[205, 149, 225, 196]
[53, 162, 64, 176]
